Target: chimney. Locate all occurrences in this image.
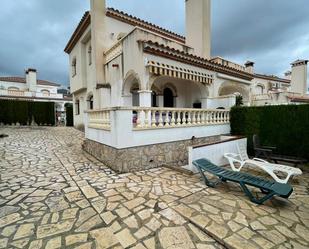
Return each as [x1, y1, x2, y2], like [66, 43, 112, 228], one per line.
[291, 59, 308, 95]
[245, 61, 255, 74]
[90, 0, 106, 87]
[25, 68, 37, 92]
[185, 0, 211, 59]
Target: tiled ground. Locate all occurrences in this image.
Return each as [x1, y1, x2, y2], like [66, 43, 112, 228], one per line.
[0, 127, 308, 249]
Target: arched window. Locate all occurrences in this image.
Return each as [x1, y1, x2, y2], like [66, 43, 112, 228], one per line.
[88, 46, 92, 65]
[256, 84, 264, 95]
[41, 89, 50, 96]
[72, 57, 77, 77]
[8, 87, 19, 91]
[75, 99, 80, 115]
[87, 95, 94, 110]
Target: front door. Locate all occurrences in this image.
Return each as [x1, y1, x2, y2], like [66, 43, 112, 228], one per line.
[163, 88, 174, 107]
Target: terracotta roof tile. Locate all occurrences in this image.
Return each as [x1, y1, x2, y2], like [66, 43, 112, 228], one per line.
[140, 40, 254, 81]
[64, 11, 90, 54]
[106, 8, 185, 43]
[0, 77, 61, 87]
[254, 73, 291, 84]
[64, 8, 185, 54]
[288, 95, 309, 102]
[0, 76, 26, 83]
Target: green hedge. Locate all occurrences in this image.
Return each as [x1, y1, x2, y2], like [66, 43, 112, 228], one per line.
[65, 103, 73, 127]
[230, 104, 309, 159]
[0, 100, 55, 126]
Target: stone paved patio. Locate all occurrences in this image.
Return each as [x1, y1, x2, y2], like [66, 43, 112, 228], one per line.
[0, 127, 308, 249]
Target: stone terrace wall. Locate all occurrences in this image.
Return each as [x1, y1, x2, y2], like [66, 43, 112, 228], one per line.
[82, 135, 220, 173]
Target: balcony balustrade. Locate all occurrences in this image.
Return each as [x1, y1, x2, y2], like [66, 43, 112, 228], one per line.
[132, 107, 230, 130]
[85, 107, 231, 149]
[0, 89, 63, 99]
[88, 109, 111, 130]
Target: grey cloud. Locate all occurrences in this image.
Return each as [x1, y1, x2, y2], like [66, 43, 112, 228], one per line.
[0, 0, 308, 86]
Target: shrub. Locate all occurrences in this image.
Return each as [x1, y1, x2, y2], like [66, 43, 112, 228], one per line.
[230, 104, 309, 159]
[0, 100, 55, 126]
[235, 95, 243, 106]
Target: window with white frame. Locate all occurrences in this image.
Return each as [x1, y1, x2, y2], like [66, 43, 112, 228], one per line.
[88, 45, 92, 65]
[75, 99, 80, 115]
[72, 57, 77, 77]
[87, 95, 94, 110]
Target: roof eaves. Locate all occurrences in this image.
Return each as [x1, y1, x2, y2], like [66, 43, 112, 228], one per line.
[106, 8, 185, 43]
[141, 40, 254, 81]
[64, 11, 91, 54]
[254, 73, 291, 84]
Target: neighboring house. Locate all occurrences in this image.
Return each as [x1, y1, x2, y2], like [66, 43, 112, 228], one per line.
[0, 68, 72, 121]
[64, 0, 308, 172]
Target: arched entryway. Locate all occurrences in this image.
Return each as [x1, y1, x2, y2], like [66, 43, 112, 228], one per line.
[131, 83, 140, 107]
[218, 81, 250, 105]
[122, 70, 141, 107]
[163, 88, 174, 107]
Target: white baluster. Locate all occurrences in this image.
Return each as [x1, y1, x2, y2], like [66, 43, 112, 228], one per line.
[187, 111, 191, 125]
[192, 111, 196, 125]
[176, 111, 181, 126]
[181, 111, 186, 125]
[136, 110, 142, 128]
[106, 111, 110, 128]
[165, 110, 170, 127]
[204, 111, 208, 124]
[201, 111, 205, 124]
[158, 110, 163, 127]
[197, 111, 201, 124]
[209, 111, 213, 124]
[152, 110, 157, 127]
[204, 112, 208, 124]
[102, 112, 106, 127]
[145, 110, 150, 128]
[171, 111, 176, 126]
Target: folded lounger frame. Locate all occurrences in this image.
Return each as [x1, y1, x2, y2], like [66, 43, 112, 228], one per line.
[224, 142, 302, 184]
[193, 158, 293, 205]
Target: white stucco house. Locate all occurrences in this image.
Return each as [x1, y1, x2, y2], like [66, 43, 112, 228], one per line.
[0, 68, 72, 116]
[64, 0, 308, 172]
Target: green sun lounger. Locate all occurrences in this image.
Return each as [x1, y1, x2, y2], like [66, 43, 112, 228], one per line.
[193, 158, 293, 205]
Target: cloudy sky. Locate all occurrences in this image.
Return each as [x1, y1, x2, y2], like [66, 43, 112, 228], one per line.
[0, 0, 308, 87]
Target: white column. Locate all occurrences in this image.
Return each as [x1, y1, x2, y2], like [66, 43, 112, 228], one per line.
[90, 0, 107, 87]
[138, 90, 152, 107]
[122, 95, 132, 107]
[201, 97, 208, 109]
[98, 86, 111, 108]
[158, 95, 164, 107]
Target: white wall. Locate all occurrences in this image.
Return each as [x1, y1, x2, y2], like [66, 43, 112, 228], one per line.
[291, 62, 308, 95]
[73, 91, 87, 128]
[85, 109, 230, 149]
[206, 95, 236, 109]
[36, 85, 58, 94]
[0, 81, 27, 91]
[0, 80, 59, 96]
[187, 137, 247, 173]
